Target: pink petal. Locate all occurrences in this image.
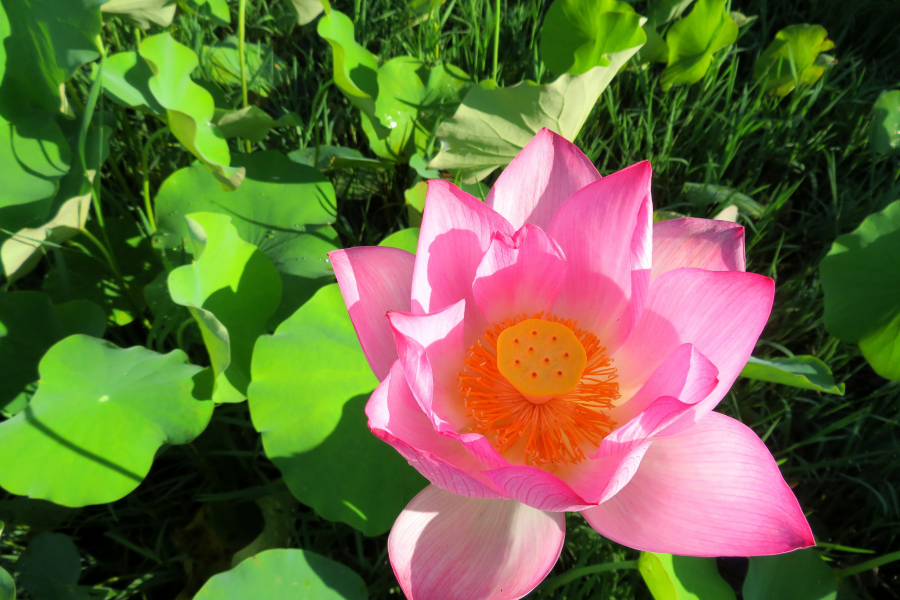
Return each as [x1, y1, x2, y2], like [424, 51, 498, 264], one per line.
[652, 218, 745, 281]
[485, 128, 600, 231]
[389, 485, 565, 600]
[559, 442, 653, 504]
[368, 362, 504, 498]
[472, 224, 567, 324]
[582, 412, 814, 556]
[549, 161, 653, 353]
[411, 180, 514, 344]
[613, 268, 774, 427]
[330, 247, 415, 381]
[483, 465, 592, 511]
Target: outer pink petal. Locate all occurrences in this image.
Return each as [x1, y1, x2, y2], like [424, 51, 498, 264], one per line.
[652, 218, 745, 281]
[389, 485, 565, 600]
[330, 246, 415, 381]
[472, 225, 567, 324]
[367, 362, 504, 498]
[582, 412, 814, 556]
[560, 442, 653, 505]
[485, 128, 601, 231]
[483, 465, 592, 512]
[549, 161, 653, 353]
[411, 180, 514, 344]
[613, 268, 774, 428]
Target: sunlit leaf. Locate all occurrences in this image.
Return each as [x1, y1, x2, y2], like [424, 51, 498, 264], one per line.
[753, 25, 835, 97]
[285, 0, 323, 25]
[869, 90, 900, 154]
[155, 152, 338, 325]
[648, 0, 695, 24]
[740, 355, 844, 395]
[0, 292, 105, 417]
[744, 549, 836, 600]
[682, 182, 764, 217]
[661, 0, 737, 89]
[186, 0, 230, 25]
[540, 0, 645, 75]
[100, 0, 176, 29]
[379, 228, 419, 253]
[100, 51, 166, 116]
[289, 145, 389, 172]
[820, 200, 900, 380]
[361, 57, 471, 162]
[636, 21, 669, 64]
[0, 335, 213, 506]
[405, 180, 427, 226]
[203, 37, 288, 95]
[167, 212, 282, 403]
[638, 552, 736, 600]
[194, 549, 367, 600]
[428, 42, 642, 183]
[139, 33, 245, 190]
[729, 11, 757, 28]
[248, 284, 427, 536]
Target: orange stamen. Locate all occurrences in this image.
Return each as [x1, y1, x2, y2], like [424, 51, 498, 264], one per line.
[459, 313, 619, 467]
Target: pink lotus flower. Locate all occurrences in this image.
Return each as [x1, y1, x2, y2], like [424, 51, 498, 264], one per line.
[330, 129, 814, 600]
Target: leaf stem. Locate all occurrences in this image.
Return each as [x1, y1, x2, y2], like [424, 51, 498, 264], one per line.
[537, 560, 639, 593]
[835, 550, 900, 579]
[142, 127, 170, 233]
[238, 0, 251, 153]
[492, 0, 500, 81]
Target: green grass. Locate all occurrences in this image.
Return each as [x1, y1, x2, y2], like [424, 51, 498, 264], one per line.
[3, 0, 900, 598]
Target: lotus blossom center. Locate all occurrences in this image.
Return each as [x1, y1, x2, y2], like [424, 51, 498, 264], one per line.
[496, 319, 587, 403]
[459, 314, 620, 467]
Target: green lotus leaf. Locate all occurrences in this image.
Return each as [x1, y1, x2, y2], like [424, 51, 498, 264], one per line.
[100, 0, 176, 29]
[285, 0, 323, 25]
[820, 200, 900, 380]
[0, 335, 213, 506]
[405, 180, 427, 226]
[648, 0, 695, 25]
[100, 51, 166, 116]
[682, 182, 764, 218]
[636, 20, 669, 64]
[753, 25, 835, 97]
[0, 292, 106, 413]
[289, 145, 389, 172]
[744, 549, 836, 600]
[661, 0, 737, 89]
[0, 0, 102, 118]
[379, 228, 419, 254]
[428, 41, 642, 183]
[168, 212, 282, 403]
[869, 90, 900, 154]
[139, 33, 245, 190]
[17, 532, 86, 600]
[0, 565, 12, 600]
[248, 284, 427, 536]
[539, 0, 645, 75]
[186, 0, 230, 25]
[194, 549, 367, 600]
[638, 552, 736, 600]
[316, 6, 380, 127]
[361, 57, 472, 162]
[203, 37, 288, 95]
[740, 355, 844, 395]
[155, 152, 338, 325]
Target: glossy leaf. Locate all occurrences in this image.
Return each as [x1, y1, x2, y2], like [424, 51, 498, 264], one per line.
[540, 0, 646, 75]
[139, 33, 245, 190]
[194, 549, 367, 600]
[0, 335, 213, 506]
[740, 355, 844, 395]
[168, 212, 282, 403]
[753, 25, 835, 97]
[361, 57, 471, 162]
[248, 284, 427, 536]
[0, 292, 106, 413]
[286, 0, 323, 24]
[428, 42, 643, 182]
[204, 37, 288, 95]
[682, 182, 764, 218]
[100, 0, 176, 29]
[379, 228, 420, 253]
[639, 552, 736, 600]
[820, 200, 900, 380]
[661, 0, 737, 89]
[100, 51, 165, 116]
[869, 90, 900, 154]
[744, 549, 837, 600]
[289, 145, 389, 172]
[317, 7, 379, 126]
[155, 152, 338, 325]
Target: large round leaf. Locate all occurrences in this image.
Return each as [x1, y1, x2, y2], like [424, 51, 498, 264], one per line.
[820, 200, 900, 380]
[660, 0, 737, 89]
[17, 532, 82, 600]
[167, 213, 282, 403]
[743, 549, 837, 600]
[194, 549, 367, 600]
[638, 552, 736, 600]
[0, 335, 214, 506]
[156, 152, 339, 324]
[249, 284, 426, 536]
[0, 292, 105, 413]
[753, 25, 835, 97]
